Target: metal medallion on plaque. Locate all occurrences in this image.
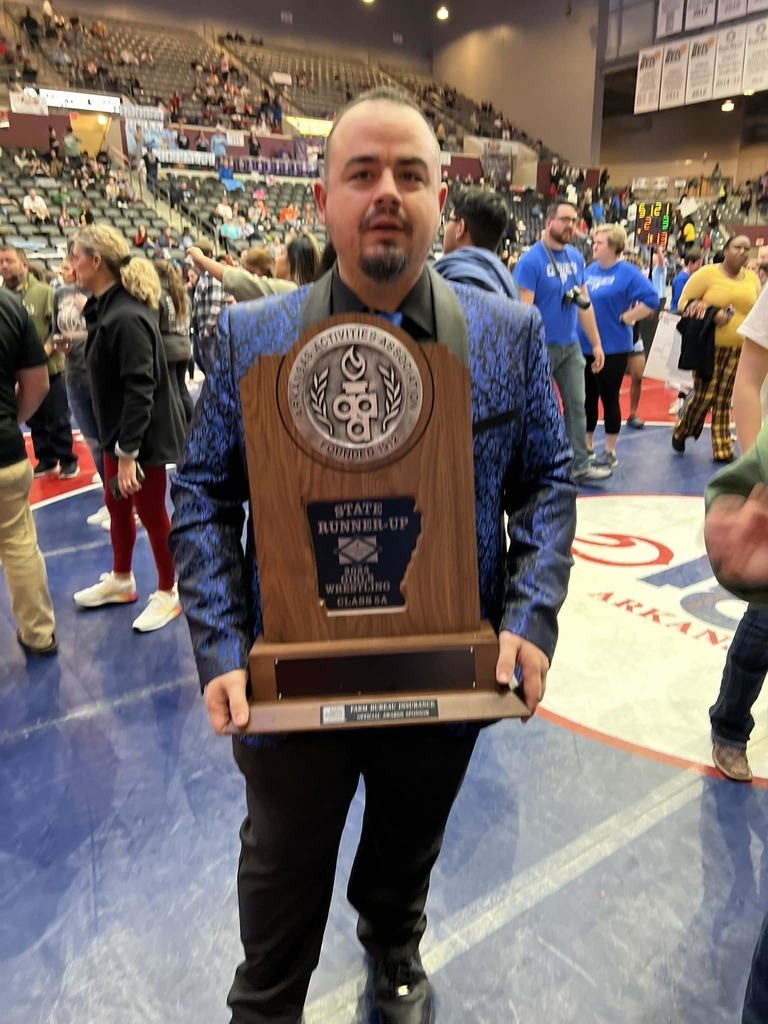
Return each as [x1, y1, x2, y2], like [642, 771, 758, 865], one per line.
[284, 322, 427, 466]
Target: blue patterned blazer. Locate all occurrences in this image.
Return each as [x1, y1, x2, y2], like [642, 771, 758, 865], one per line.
[170, 268, 577, 693]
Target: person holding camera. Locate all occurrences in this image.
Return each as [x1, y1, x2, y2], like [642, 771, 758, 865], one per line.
[514, 199, 611, 481]
[69, 225, 186, 633]
[578, 224, 658, 468]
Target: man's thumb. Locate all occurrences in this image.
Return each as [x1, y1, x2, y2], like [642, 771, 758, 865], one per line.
[229, 686, 250, 728]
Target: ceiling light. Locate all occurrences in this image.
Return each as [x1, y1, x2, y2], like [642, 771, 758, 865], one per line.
[362, 0, 375, 5]
[436, 6, 449, 19]
[97, 114, 108, 124]
[744, 89, 755, 96]
[721, 99, 734, 112]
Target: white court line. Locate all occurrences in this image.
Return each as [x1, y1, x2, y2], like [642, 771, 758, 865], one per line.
[0, 679, 193, 745]
[304, 771, 703, 1022]
[43, 538, 111, 558]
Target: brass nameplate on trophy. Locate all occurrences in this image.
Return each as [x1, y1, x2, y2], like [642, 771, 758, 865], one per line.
[237, 314, 529, 732]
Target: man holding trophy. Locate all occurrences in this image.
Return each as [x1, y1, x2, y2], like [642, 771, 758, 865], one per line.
[171, 88, 577, 1024]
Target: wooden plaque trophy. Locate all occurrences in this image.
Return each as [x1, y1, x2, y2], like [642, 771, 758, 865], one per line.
[238, 314, 529, 732]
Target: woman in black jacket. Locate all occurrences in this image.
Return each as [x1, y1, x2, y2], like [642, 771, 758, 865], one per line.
[71, 224, 186, 632]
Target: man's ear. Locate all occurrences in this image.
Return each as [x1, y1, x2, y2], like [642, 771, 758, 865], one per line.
[313, 180, 327, 224]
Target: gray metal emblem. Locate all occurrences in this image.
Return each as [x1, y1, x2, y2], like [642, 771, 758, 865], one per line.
[287, 322, 424, 463]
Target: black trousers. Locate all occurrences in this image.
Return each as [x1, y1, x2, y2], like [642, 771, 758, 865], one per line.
[584, 352, 628, 435]
[228, 726, 479, 1024]
[27, 372, 77, 469]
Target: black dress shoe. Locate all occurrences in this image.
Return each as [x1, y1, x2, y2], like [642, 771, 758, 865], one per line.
[671, 435, 685, 453]
[371, 952, 434, 1024]
[16, 629, 58, 657]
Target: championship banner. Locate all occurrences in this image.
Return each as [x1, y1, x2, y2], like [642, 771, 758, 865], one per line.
[748, 0, 768, 13]
[155, 149, 216, 166]
[658, 0, 686, 37]
[660, 40, 691, 107]
[718, 0, 747, 18]
[634, 47, 664, 112]
[712, 23, 748, 96]
[742, 16, 768, 90]
[686, 33, 718, 101]
[686, 0, 717, 29]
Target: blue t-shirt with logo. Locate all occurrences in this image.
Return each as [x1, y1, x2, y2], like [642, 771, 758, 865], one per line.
[577, 259, 659, 355]
[514, 241, 585, 346]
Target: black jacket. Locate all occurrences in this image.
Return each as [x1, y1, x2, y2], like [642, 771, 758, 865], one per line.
[84, 283, 185, 465]
[677, 305, 718, 379]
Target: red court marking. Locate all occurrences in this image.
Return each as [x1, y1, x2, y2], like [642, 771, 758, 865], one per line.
[26, 433, 98, 504]
[538, 706, 768, 788]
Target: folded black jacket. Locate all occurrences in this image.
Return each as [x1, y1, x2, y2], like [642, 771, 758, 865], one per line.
[677, 304, 718, 379]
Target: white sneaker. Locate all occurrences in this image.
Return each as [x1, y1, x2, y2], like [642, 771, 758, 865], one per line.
[74, 572, 138, 607]
[573, 463, 612, 482]
[668, 398, 683, 415]
[132, 585, 182, 632]
[101, 511, 141, 531]
[91, 472, 102, 485]
[86, 505, 110, 527]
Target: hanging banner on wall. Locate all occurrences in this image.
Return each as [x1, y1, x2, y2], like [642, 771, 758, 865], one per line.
[712, 23, 748, 96]
[635, 47, 664, 111]
[742, 17, 768, 90]
[747, 0, 768, 13]
[658, 0, 686, 37]
[686, 0, 717, 29]
[685, 32, 718, 101]
[660, 40, 691, 107]
[718, 0, 748, 18]
[9, 91, 48, 116]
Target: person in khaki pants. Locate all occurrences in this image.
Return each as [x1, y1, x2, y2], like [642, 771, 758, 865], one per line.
[0, 289, 57, 656]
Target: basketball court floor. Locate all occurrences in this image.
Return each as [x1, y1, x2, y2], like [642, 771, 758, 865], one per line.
[2, 378, 766, 1024]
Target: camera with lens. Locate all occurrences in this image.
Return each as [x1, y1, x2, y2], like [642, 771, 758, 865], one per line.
[563, 286, 591, 310]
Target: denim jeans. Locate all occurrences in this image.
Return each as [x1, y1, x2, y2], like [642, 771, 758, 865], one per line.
[709, 605, 768, 749]
[743, 911, 768, 1024]
[547, 342, 589, 474]
[66, 378, 103, 482]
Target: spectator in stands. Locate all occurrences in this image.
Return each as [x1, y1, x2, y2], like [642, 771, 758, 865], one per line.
[155, 260, 193, 424]
[757, 262, 768, 288]
[58, 203, 75, 230]
[120, 47, 139, 67]
[22, 189, 50, 226]
[673, 236, 761, 461]
[671, 247, 703, 310]
[0, 289, 57, 657]
[71, 225, 185, 632]
[134, 224, 150, 249]
[578, 224, 658, 468]
[215, 196, 233, 222]
[19, 7, 39, 49]
[189, 237, 224, 374]
[139, 49, 154, 67]
[514, 200, 611, 482]
[0, 246, 78, 479]
[180, 226, 194, 250]
[195, 133, 209, 152]
[435, 187, 520, 301]
[63, 127, 81, 166]
[79, 201, 94, 226]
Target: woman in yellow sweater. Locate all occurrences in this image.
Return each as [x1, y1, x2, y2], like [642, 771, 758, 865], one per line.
[672, 235, 761, 461]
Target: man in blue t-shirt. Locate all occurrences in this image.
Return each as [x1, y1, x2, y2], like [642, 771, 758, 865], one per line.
[514, 200, 611, 481]
[671, 247, 702, 310]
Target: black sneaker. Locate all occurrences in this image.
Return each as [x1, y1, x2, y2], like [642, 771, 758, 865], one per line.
[16, 629, 58, 658]
[672, 435, 685, 453]
[59, 462, 80, 480]
[371, 952, 434, 1024]
[33, 462, 57, 477]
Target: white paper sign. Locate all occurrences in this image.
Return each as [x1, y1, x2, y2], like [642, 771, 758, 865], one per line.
[635, 48, 664, 112]
[658, 0, 686, 36]
[713, 23, 748, 96]
[644, 312, 694, 392]
[686, 33, 718, 101]
[718, 0, 747, 19]
[9, 91, 48, 116]
[686, 0, 717, 29]
[718, 0, 748, 18]
[660, 41, 691, 107]
[742, 18, 768, 90]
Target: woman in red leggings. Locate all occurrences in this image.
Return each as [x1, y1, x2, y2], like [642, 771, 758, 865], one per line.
[71, 225, 186, 632]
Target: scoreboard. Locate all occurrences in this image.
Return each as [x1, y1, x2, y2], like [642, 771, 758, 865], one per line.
[635, 201, 672, 247]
